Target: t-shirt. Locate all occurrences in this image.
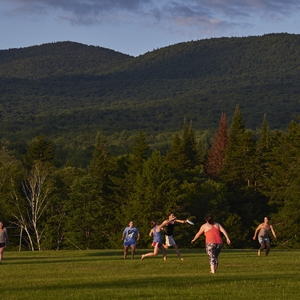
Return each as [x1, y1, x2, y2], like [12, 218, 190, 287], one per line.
[123, 227, 139, 243]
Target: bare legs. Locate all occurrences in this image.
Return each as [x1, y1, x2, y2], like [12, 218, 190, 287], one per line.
[124, 245, 136, 259]
[0, 247, 4, 262]
[173, 244, 184, 261]
[164, 244, 184, 260]
[141, 245, 167, 261]
[258, 241, 271, 256]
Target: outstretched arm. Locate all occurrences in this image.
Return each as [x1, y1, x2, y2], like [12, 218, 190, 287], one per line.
[175, 219, 186, 224]
[159, 217, 177, 229]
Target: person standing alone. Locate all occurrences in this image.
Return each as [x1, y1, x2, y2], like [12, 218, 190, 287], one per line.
[122, 221, 140, 259]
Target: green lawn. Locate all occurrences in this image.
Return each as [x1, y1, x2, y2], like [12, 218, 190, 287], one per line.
[1, 249, 299, 300]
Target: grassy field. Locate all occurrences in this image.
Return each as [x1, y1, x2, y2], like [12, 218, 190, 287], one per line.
[1, 248, 299, 300]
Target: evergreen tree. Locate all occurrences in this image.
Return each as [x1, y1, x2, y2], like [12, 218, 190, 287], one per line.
[257, 114, 271, 150]
[205, 113, 229, 178]
[221, 106, 256, 188]
[130, 131, 149, 174]
[166, 133, 186, 169]
[120, 150, 181, 247]
[67, 132, 118, 249]
[220, 106, 259, 237]
[23, 135, 54, 169]
[166, 119, 200, 171]
[42, 166, 85, 250]
[261, 120, 300, 247]
[120, 131, 150, 202]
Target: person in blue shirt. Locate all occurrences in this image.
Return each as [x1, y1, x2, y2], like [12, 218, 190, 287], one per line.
[122, 221, 140, 259]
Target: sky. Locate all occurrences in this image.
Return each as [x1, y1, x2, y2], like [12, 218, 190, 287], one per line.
[1, 0, 300, 57]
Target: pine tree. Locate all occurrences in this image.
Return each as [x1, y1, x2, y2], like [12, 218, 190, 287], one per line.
[166, 119, 200, 170]
[221, 105, 256, 188]
[130, 131, 149, 174]
[261, 120, 300, 246]
[205, 113, 229, 178]
[120, 150, 181, 247]
[220, 106, 259, 235]
[23, 135, 54, 169]
[166, 133, 186, 169]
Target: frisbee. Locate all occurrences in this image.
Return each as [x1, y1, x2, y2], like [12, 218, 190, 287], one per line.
[186, 219, 194, 225]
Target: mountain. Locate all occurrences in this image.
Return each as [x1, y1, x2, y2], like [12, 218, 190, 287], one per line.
[0, 33, 300, 163]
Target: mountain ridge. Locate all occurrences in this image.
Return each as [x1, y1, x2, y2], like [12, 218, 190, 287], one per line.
[0, 33, 300, 163]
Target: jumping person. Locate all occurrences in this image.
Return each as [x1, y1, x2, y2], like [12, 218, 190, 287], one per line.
[141, 217, 176, 261]
[253, 216, 276, 256]
[0, 221, 8, 263]
[191, 214, 230, 274]
[163, 212, 186, 260]
[122, 221, 140, 259]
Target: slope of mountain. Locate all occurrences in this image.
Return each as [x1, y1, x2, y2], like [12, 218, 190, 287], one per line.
[0, 33, 300, 161]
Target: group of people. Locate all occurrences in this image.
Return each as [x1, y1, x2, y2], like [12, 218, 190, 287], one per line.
[122, 214, 277, 274]
[0, 215, 276, 270]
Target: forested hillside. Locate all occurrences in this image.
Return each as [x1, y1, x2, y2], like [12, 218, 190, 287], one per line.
[1, 33, 300, 165]
[1, 33, 300, 251]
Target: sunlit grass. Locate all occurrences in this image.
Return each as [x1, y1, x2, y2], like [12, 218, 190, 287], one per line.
[1, 249, 299, 299]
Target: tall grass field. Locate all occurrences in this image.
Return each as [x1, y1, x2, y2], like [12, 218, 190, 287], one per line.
[1, 249, 299, 300]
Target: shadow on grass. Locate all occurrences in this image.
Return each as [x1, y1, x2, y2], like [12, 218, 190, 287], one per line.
[1, 272, 297, 294]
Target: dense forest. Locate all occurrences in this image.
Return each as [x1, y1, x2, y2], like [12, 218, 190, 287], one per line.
[0, 107, 299, 251]
[1, 33, 300, 167]
[0, 33, 300, 251]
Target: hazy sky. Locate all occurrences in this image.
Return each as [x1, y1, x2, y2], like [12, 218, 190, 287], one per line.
[1, 0, 300, 56]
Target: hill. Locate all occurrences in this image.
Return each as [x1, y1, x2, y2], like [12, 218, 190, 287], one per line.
[0, 33, 300, 164]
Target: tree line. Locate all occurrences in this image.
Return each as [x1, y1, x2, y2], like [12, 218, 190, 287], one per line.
[0, 106, 299, 251]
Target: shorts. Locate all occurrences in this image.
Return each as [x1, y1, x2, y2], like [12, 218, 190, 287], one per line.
[152, 242, 163, 249]
[124, 241, 136, 247]
[165, 235, 176, 246]
[0, 243, 6, 248]
[206, 243, 222, 266]
[258, 237, 270, 243]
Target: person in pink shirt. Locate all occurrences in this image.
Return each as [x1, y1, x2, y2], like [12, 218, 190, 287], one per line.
[191, 214, 231, 274]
